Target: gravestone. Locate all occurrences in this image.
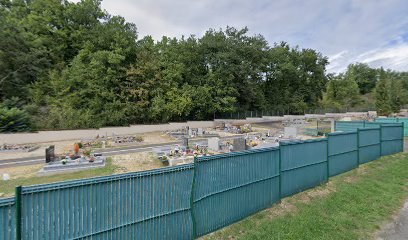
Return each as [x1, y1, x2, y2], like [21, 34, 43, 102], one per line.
[232, 138, 246, 152]
[181, 137, 189, 147]
[188, 128, 193, 136]
[197, 128, 203, 136]
[208, 137, 220, 151]
[183, 126, 189, 134]
[284, 127, 297, 138]
[45, 145, 55, 163]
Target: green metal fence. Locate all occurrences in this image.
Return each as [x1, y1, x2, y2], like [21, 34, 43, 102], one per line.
[334, 121, 366, 132]
[0, 197, 15, 240]
[374, 118, 408, 136]
[327, 132, 358, 177]
[380, 124, 404, 155]
[335, 121, 404, 156]
[192, 148, 280, 237]
[358, 127, 381, 164]
[0, 123, 404, 240]
[280, 139, 328, 197]
[19, 165, 194, 240]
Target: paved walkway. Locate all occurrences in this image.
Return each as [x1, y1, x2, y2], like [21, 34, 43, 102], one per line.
[377, 201, 408, 240]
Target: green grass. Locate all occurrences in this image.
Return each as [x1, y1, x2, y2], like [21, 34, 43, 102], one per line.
[204, 153, 408, 240]
[0, 158, 117, 197]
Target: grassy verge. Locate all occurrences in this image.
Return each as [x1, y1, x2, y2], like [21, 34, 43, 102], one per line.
[0, 158, 117, 197]
[204, 153, 408, 240]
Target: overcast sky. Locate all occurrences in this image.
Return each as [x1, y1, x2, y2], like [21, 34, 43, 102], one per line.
[90, 0, 408, 73]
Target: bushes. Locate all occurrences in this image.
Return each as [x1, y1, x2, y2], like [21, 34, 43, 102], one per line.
[0, 107, 32, 133]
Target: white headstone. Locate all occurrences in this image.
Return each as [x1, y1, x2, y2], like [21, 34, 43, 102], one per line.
[197, 128, 203, 135]
[208, 137, 220, 151]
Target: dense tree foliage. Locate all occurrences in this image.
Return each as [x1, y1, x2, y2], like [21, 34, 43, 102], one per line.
[345, 63, 378, 95]
[321, 74, 361, 110]
[1, 0, 408, 131]
[0, 97, 32, 132]
[374, 69, 408, 116]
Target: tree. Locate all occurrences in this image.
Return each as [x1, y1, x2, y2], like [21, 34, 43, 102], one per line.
[345, 63, 377, 94]
[321, 74, 361, 110]
[264, 42, 328, 113]
[374, 77, 391, 116]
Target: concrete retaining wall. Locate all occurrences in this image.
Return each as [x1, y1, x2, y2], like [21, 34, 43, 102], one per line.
[0, 121, 214, 145]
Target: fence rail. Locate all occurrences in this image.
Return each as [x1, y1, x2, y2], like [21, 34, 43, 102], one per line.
[0, 123, 404, 240]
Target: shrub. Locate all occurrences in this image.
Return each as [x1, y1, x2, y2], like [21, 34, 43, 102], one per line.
[0, 107, 32, 133]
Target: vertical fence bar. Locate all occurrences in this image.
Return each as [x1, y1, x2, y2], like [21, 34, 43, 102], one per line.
[402, 122, 404, 152]
[191, 157, 197, 239]
[357, 128, 360, 166]
[15, 186, 22, 240]
[326, 135, 330, 182]
[380, 125, 383, 156]
[278, 147, 282, 201]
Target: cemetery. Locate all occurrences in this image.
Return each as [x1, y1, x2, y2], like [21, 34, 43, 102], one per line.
[39, 143, 106, 175]
[0, 111, 378, 181]
[166, 126, 219, 139]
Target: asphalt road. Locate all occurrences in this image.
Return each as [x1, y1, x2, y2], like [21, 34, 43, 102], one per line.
[0, 136, 242, 168]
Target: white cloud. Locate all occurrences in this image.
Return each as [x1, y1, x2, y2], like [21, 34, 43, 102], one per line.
[70, 0, 408, 73]
[357, 43, 408, 71]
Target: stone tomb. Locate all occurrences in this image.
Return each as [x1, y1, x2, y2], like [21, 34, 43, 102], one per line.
[39, 156, 106, 175]
[208, 137, 220, 151]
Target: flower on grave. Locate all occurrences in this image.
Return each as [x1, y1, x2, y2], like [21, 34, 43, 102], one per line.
[73, 143, 80, 154]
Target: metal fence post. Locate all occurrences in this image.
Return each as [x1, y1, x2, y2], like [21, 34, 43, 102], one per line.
[379, 125, 383, 156]
[326, 136, 330, 181]
[278, 146, 282, 202]
[190, 157, 197, 239]
[190, 159, 197, 239]
[15, 186, 22, 240]
[357, 128, 360, 166]
[401, 122, 404, 152]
